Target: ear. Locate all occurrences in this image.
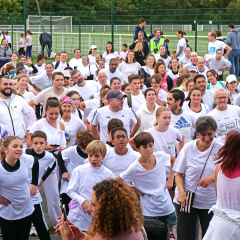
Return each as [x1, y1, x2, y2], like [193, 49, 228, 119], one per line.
[29, 141, 33, 147]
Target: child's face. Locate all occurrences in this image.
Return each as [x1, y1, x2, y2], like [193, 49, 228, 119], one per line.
[173, 52, 176, 56]
[31, 137, 47, 154]
[88, 152, 104, 167]
[122, 46, 127, 51]
[138, 142, 154, 159]
[112, 130, 128, 149]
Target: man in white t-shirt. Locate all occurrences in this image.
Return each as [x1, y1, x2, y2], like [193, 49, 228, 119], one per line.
[54, 51, 69, 71]
[91, 90, 140, 142]
[71, 69, 99, 101]
[208, 31, 232, 57]
[194, 75, 215, 110]
[123, 74, 146, 112]
[207, 88, 240, 142]
[197, 57, 209, 80]
[178, 47, 191, 67]
[97, 71, 110, 88]
[100, 58, 123, 84]
[69, 49, 82, 69]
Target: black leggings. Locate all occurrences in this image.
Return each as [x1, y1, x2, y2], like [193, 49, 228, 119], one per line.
[0, 214, 32, 240]
[26, 45, 32, 58]
[175, 203, 213, 240]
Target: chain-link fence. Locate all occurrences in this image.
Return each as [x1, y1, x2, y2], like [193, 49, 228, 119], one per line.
[1, 8, 240, 56]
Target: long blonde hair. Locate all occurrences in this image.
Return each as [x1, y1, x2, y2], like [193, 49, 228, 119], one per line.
[135, 42, 144, 56]
[154, 107, 171, 126]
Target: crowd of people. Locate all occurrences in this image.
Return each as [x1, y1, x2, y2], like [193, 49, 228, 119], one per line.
[0, 19, 240, 240]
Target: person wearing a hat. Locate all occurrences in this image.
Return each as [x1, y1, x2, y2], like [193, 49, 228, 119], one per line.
[225, 74, 239, 104]
[88, 45, 97, 65]
[61, 70, 72, 89]
[91, 90, 140, 142]
[207, 88, 240, 142]
[189, 66, 198, 79]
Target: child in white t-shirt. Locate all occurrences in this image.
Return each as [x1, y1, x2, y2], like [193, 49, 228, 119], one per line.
[66, 140, 114, 231]
[119, 44, 128, 62]
[117, 132, 177, 240]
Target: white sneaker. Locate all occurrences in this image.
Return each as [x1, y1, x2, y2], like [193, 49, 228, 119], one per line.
[30, 225, 37, 236]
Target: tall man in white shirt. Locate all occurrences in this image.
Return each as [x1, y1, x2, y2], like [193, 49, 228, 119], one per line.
[194, 75, 215, 110]
[91, 90, 141, 142]
[208, 31, 232, 57]
[207, 88, 240, 142]
[178, 47, 191, 67]
[100, 58, 123, 84]
[54, 51, 69, 71]
[69, 49, 82, 69]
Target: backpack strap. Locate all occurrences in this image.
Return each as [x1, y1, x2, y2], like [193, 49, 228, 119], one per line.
[219, 81, 224, 88]
[77, 109, 82, 120]
[127, 94, 132, 108]
[55, 61, 60, 69]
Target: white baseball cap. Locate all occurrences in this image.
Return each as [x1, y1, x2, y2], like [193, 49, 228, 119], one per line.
[226, 74, 237, 83]
[91, 45, 97, 49]
[61, 70, 71, 78]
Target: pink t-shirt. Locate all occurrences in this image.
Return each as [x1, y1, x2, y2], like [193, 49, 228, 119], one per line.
[160, 74, 168, 92]
[92, 230, 144, 240]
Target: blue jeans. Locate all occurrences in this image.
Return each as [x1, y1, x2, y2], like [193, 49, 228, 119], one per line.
[228, 49, 239, 78]
[41, 38, 51, 57]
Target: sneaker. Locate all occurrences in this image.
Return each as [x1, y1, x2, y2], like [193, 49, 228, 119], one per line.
[30, 225, 37, 236]
[170, 231, 176, 240]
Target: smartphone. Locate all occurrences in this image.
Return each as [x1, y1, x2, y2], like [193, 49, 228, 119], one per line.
[62, 204, 68, 222]
[51, 144, 60, 147]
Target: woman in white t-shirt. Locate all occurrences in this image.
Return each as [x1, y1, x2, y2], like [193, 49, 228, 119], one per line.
[118, 50, 141, 82]
[102, 41, 119, 64]
[110, 77, 121, 91]
[88, 45, 97, 65]
[207, 70, 224, 92]
[150, 73, 167, 106]
[5, 31, 11, 48]
[25, 30, 33, 58]
[18, 33, 25, 56]
[59, 96, 86, 148]
[225, 75, 239, 104]
[183, 87, 210, 118]
[77, 56, 94, 80]
[176, 30, 187, 60]
[154, 45, 172, 68]
[0, 136, 37, 239]
[168, 58, 179, 82]
[173, 116, 223, 240]
[34, 53, 46, 76]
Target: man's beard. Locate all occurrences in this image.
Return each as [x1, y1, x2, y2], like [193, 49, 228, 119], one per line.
[78, 78, 84, 85]
[1, 88, 12, 97]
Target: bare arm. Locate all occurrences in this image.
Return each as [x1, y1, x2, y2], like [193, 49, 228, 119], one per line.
[130, 117, 141, 137]
[175, 172, 188, 208]
[91, 124, 100, 140]
[28, 99, 35, 108]
[166, 155, 176, 189]
[80, 102, 86, 111]
[177, 135, 185, 155]
[215, 164, 220, 196]
[224, 45, 232, 58]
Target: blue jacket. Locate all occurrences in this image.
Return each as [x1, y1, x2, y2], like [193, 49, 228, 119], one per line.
[134, 25, 148, 41]
[226, 29, 240, 50]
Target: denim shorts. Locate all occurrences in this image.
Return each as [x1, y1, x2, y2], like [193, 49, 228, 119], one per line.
[145, 211, 177, 228]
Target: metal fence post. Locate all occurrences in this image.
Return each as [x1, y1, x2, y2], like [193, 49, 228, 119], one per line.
[195, 8, 198, 52]
[111, 0, 114, 44]
[50, 12, 52, 36]
[217, 10, 220, 30]
[79, 11, 81, 50]
[150, 10, 153, 35]
[24, 0, 27, 36]
[11, 13, 14, 50]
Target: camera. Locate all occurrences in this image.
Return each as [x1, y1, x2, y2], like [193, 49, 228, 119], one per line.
[154, 48, 158, 53]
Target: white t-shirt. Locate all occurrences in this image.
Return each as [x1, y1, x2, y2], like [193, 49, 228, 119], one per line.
[154, 55, 172, 68]
[30, 71, 53, 91]
[5, 35, 11, 44]
[88, 55, 96, 65]
[118, 61, 141, 82]
[208, 41, 227, 55]
[207, 105, 240, 142]
[119, 51, 128, 61]
[100, 68, 123, 85]
[23, 91, 35, 102]
[198, 67, 209, 82]
[77, 64, 95, 77]
[66, 163, 114, 231]
[54, 61, 69, 71]
[207, 81, 225, 92]
[123, 92, 146, 113]
[102, 147, 140, 178]
[0, 154, 35, 220]
[19, 37, 25, 48]
[177, 38, 187, 59]
[141, 66, 154, 77]
[84, 98, 100, 112]
[120, 151, 175, 217]
[60, 115, 86, 147]
[26, 35, 32, 46]
[71, 109, 84, 121]
[102, 51, 119, 64]
[158, 89, 167, 102]
[69, 58, 82, 69]
[178, 55, 191, 67]
[92, 106, 138, 142]
[182, 101, 210, 118]
[167, 70, 179, 81]
[173, 138, 223, 209]
[202, 90, 215, 111]
[73, 81, 100, 101]
[34, 64, 46, 76]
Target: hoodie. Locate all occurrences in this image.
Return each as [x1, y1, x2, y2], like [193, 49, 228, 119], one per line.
[0, 44, 12, 61]
[136, 103, 159, 133]
[226, 29, 240, 50]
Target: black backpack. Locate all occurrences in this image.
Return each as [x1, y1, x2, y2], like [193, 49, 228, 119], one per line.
[55, 61, 69, 70]
[143, 219, 168, 240]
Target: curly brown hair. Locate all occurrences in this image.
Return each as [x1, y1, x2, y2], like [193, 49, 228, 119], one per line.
[4, 64, 15, 75]
[86, 179, 143, 240]
[76, 130, 95, 150]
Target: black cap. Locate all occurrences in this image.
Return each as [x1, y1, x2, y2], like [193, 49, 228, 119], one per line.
[107, 90, 127, 100]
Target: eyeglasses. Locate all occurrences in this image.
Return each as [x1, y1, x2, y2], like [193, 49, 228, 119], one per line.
[113, 134, 128, 140]
[110, 64, 118, 66]
[216, 97, 227, 100]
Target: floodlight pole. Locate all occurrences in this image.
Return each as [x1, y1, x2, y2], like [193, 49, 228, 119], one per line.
[36, 0, 44, 32]
[111, 0, 114, 44]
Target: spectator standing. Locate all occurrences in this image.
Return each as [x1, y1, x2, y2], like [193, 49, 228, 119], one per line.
[149, 28, 165, 54]
[39, 32, 52, 58]
[102, 42, 119, 64]
[134, 18, 148, 41]
[69, 49, 82, 69]
[25, 30, 33, 58]
[176, 30, 187, 60]
[0, 39, 12, 68]
[129, 31, 149, 57]
[5, 31, 11, 49]
[226, 24, 240, 78]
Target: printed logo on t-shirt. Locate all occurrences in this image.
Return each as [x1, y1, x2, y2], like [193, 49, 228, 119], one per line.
[65, 132, 71, 145]
[106, 116, 111, 119]
[174, 117, 190, 129]
[167, 141, 174, 150]
[209, 47, 216, 55]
